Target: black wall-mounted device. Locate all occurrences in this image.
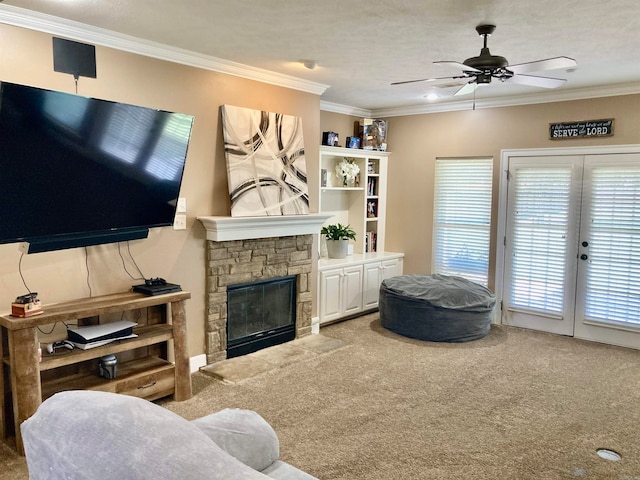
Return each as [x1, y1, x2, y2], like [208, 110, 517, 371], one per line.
[52, 37, 97, 80]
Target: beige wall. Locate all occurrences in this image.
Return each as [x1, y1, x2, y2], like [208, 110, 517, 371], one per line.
[0, 24, 321, 359]
[372, 95, 640, 290]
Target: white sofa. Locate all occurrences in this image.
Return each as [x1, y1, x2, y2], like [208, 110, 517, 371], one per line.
[21, 390, 317, 480]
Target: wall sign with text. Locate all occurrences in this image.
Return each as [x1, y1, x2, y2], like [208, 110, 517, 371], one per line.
[550, 119, 614, 139]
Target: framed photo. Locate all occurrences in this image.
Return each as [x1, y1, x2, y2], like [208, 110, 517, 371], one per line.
[367, 199, 378, 218]
[322, 131, 339, 146]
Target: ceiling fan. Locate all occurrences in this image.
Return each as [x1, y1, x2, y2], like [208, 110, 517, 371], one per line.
[392, 24, 577, 96]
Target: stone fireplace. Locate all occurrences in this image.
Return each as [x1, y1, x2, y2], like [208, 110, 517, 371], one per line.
[198, 215, 330, 364]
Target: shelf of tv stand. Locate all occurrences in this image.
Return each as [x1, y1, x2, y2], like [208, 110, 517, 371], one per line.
[36, 324, 174, 371]
[41, 356, 175, 402]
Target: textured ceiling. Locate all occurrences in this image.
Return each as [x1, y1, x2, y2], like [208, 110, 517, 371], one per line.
[3, 0, 640, 114]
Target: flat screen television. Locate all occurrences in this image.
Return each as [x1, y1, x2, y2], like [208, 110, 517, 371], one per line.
[0, 81, 195, 253]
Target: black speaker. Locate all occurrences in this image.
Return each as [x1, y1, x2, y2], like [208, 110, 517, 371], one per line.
[52, 37, 97, 79]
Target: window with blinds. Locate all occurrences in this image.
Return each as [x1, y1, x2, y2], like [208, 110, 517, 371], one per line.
[432, 158, 493, 286]
[585, 167, 640, 325]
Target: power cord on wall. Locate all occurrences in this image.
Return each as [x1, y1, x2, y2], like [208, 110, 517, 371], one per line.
[18, 253, 60, 335]
[84, 246, 92, 298]
[18, 253, 32, 294]
[118, 241, 146, 281]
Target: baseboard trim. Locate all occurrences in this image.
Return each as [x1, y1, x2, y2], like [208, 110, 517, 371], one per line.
[189, 354, 207, 373]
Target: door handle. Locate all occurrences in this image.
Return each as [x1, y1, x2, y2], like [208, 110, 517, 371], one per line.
[582, 241, 589, 247]
[580, 254, 588, 261]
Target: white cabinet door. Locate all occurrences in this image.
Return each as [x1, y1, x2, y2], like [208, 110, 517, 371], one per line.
[362, 257, 404, 310]
[381, 258, 403, 281]
[342, 265, 364, 316]
[320, 269, 343, 324]
[363, 262, 383, 310]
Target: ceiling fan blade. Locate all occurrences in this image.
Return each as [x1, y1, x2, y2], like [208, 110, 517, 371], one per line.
[454, 81, 478, 96]
[508, 74, 567, 88]
[509, 56, 577, 75]
[434, 61, 482, 73]
[390, 78, 430, 85]
[391, 75, 461, 86]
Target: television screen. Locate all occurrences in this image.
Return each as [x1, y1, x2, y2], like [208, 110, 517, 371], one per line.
[0, 82, 195, 252]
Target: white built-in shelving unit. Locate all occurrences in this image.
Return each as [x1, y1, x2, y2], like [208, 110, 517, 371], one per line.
[317, 145, 404, 325]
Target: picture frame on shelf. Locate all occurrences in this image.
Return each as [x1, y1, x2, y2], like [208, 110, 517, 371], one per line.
[322, 131, 339, 147]
[347, 136, 361, 149]
[367, 199, 378, 218]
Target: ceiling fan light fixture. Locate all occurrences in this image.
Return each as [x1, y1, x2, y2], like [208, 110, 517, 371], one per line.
[391, 24, 576, 96]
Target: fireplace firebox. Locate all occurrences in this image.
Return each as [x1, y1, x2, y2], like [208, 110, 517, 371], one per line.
[226, 275, 296, 358]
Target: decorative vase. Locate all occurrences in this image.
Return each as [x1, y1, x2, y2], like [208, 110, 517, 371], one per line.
[326, 239, 349, 259]
[342, 176, 348, 187]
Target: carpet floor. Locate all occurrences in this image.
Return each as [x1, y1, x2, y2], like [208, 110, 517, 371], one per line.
[2, 312, 640, 479]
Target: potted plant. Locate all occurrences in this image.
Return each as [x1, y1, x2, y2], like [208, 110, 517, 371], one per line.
[321, 223, 356, 259]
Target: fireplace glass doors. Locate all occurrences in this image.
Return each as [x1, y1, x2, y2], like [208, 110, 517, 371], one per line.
[226, 275, 296, 358]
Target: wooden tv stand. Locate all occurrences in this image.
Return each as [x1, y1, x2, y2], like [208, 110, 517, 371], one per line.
[0, 290, 192, 454]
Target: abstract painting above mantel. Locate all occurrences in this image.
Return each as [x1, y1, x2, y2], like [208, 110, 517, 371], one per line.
[221, 105, 309, 217]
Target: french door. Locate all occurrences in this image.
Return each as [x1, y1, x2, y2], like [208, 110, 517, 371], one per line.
[502, 153, 640, 349]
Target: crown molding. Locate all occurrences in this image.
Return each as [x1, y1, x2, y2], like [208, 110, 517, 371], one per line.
[319, 101, 372, 118]
[371, 82, 640, 118]
[323, 81, 640, 120]
[0, 4, 329, 96]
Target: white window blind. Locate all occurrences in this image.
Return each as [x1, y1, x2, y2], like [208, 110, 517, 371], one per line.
[433, 158, 492, 286]
[509, 168, 572, 314]
[585, 167, 640, 324]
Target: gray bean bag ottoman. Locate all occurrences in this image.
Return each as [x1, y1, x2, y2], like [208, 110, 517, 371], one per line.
[379, 274, 496, 342]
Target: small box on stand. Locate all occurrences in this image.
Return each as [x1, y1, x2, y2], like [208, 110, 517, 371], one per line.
[11, 293, 43, 318]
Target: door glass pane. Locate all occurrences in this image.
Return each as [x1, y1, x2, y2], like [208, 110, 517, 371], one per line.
[510, 168, 572, 313]
[585, 167, 640, 324]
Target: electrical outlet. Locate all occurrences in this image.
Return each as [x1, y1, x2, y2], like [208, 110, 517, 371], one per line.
[176, 197, 187, 213]
[173, 214, 187, 230]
